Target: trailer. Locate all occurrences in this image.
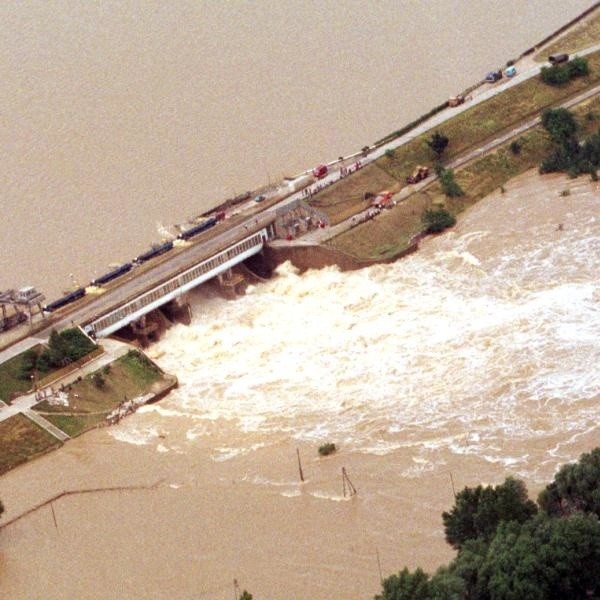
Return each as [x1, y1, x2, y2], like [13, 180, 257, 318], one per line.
[43, 287, 86, 313]
[91, 263, 133, 286]
[177, 216, 217, 240]
[134, 240, 174, 264]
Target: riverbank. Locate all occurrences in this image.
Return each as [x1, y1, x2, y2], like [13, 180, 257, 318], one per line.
[0, 345, 177, 476]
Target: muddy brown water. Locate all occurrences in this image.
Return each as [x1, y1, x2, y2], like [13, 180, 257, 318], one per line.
[0, 0, 593, 297]
[1, 170, 598, 598]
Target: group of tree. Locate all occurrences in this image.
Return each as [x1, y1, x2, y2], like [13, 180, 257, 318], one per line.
[539, 107, 600, 178]
[540, 56, 589, 86]
[19, 328, 97, 379]
[375, 447, 600, 600]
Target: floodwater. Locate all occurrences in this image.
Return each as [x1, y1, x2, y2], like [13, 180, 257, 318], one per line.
[1, 171, 598, 598]
[0, 0, 593, 297]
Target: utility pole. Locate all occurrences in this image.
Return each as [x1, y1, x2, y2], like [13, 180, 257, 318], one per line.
[296, 448, 304, 482]
[342, 467, 357, 497]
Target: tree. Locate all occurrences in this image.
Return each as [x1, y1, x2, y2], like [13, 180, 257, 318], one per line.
[239, 592, 253, 600]
[375, 567, 431, 600]
[541, 108, 578, 146]
[442, 477, 537, 549]
[421, 207, 456, 234]
[18, 348, 38, 381]
[427, 132, 449, 158]
[481, 513, 600, 600]
[438, 168, 464, 197]
[538, 447, 600, 517]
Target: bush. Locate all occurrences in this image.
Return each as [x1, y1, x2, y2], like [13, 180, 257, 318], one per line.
[541, 57, 589, 86]
[18, 348, 38, 381]
[541, 64, 571, 85]
[384, 148, 395, 158]
[427, 131, 449, 158]
[567, 56, 589, 78]
[438, 168, 464, 197]
[318, 442, 337, 456]
[509, 140, 521, 155]
[102, 364, 111, 375]
[421, 207, 456, 234]
[37, 328, 97, 371]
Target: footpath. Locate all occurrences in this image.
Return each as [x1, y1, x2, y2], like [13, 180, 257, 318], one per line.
[289, 82, 600, 246]
[0, 338, 132, 440]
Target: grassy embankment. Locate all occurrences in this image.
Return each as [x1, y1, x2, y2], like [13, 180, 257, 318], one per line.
[0, 330, 101, 404]
[0, 345, 44, 403]
[0, 414, 62, 475]
[315, 51, 600, 259]
[537, 9, 600, 59]
[33, 350, 164, 438]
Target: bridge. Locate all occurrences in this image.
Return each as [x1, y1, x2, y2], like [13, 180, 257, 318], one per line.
[83, 227, 271, 338]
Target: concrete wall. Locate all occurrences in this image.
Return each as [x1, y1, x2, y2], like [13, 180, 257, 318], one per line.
[263, 242, 418, 273]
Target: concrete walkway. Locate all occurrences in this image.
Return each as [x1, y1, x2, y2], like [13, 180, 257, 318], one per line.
[291, 82, 600, 246]
[0, 338, 133, 431]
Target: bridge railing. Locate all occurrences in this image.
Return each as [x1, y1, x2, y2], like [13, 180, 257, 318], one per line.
[85, 229, 268, 337]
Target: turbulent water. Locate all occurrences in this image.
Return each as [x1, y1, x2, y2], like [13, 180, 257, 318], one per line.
[0, 0, 593, 297]
[1, 171, 597, 599]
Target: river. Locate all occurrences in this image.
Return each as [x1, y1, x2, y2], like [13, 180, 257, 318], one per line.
[0, 0, 593, 297]
[1, 170, 598, 598]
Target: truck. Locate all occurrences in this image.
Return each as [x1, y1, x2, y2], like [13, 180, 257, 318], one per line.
[549, 53, 569, 65]
[406, 165, 429, 185]
[371, 190, 394, 209]
[286, 174, 314, 193]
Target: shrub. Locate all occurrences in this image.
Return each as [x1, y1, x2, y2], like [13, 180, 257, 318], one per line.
[421, 207, 456, 234]
[439, 168, 464, 197]
[92, 373, 106, 389]
[102, 364, 111, 375]
[318, 442, 337, 456]
[541, 57, 589, 86]
[566, 56, 589, 78]
[541, 64, 571, 85]
[427, 131, 449, 158]
[509, 140, 521, 155]
[384, 148, 395, 158]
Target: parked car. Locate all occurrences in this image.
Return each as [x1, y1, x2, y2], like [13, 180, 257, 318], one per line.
[485, 70, 503, 83]
[505, 65, 517, 77]
[448, 95, 465, 107]
[254, 195, 266, 203]
[548, 53, 569, 65]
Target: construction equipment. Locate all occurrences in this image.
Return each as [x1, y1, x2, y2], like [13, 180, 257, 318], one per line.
[406, 165, 429, 185]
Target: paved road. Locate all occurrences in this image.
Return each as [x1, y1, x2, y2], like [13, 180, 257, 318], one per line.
[297, 82, 600, 245]
[1, 44, 599, 364]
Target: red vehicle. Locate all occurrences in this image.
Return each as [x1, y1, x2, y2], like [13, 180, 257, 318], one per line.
[371, 190, 393, 209]
[312, 164, 328, 179]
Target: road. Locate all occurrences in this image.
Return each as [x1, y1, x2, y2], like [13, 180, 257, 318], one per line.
[1, 44, 599, 363]
[296, 82, 600, 245]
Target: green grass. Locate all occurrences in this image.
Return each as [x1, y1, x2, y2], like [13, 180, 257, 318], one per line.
[328, 94, 600, 260]
[310, 51, 600, 229]
[0, 345, 44, 403]
[378, 51, 600, 184]
[33, 350, 163, 437]
[0, 414, 61, 475]
[536, 10, 600, 60]
[43, 414, 105, 437]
